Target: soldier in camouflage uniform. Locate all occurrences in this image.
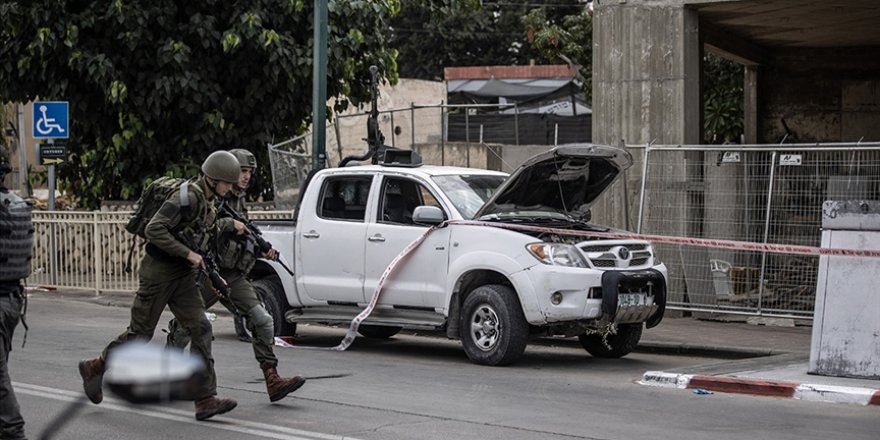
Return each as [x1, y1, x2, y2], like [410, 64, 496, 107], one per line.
[168, 148, 305, 402]
[78, 151, 242, 421]
[0, 146, 32, 440]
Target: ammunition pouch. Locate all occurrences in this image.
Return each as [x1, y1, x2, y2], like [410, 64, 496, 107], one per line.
[216, 233, 258, 273]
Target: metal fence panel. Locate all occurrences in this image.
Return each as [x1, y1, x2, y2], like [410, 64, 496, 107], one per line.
[267, 134, 313, 210]
[636, 143, 880, 318]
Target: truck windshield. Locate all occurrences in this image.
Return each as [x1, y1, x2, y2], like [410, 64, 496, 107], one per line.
[432, 174, 506, 219]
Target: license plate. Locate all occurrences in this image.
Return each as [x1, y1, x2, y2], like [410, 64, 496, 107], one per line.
[619, 293, 648, 306]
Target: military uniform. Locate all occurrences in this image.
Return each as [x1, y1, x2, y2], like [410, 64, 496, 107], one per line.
[214, 190, 280, 366]
[103, 177, 220, 395]
[80, 151, 242, 421]
[0, 175, 32, 440]
[168, 149, 304, 402]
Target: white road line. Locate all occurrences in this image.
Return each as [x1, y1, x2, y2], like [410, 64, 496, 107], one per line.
[14, 382, 364, 440]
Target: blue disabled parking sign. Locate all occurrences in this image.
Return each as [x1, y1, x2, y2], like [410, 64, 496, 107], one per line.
[32, 101, 69, 139]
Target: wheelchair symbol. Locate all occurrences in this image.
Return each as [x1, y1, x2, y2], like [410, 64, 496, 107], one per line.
[35, 105, 66, 136]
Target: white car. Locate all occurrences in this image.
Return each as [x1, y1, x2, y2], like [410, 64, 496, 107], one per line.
[251, 144, 667, 366]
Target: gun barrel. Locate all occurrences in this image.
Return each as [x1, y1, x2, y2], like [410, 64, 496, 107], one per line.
[208, 270, 230, 297]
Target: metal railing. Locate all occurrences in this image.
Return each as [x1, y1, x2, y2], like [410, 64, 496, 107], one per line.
[28, 210, 293, 293]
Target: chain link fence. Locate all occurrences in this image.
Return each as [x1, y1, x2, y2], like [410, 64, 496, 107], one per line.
[268, 103, 592, 208]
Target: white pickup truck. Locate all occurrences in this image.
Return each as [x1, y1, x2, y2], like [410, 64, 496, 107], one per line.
[249, 144, 667, 366]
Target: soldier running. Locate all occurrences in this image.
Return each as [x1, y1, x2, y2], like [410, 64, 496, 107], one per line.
[78, 151, 242, 421]
[167, 148, 305, 402]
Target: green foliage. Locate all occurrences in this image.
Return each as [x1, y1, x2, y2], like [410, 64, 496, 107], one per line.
[392, 0, 586, 81]
[521, 7, 592, 101]
[0, 1, 398, 208]
[703, 53, 744, 144]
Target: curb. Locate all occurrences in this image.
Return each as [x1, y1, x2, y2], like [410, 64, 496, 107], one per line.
[635, 341, 780, 359]
[640, 371, 880, 406]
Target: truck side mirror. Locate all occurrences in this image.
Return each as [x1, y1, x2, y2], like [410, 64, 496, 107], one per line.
[412, 206, 445, 225]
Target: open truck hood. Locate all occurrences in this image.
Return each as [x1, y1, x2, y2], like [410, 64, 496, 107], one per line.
[473, 144, 633, 220]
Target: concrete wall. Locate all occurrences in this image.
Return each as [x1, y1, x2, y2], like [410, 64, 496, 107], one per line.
[758, 49, 880, 142]
[327, 79, 446, 166]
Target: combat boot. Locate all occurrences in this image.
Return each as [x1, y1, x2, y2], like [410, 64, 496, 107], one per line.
[194, 396, 237, 421]
[78, 357, 105, 404]
[262, 366, 306, 402]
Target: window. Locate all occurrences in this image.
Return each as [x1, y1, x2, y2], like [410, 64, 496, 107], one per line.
[378, 177, 444, 225]
[318, 176, 372, 221]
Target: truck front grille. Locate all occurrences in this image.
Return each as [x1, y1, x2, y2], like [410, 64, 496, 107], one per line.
[578, 241, 654, 269]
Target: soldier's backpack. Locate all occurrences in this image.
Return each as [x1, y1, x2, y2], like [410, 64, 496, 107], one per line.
[123, 177, 196, 273]
[124, 176, 193, 239]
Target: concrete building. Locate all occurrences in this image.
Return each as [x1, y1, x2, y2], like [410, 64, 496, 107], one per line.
[591, 0, 880, 227]
[593, 0, 880, 147]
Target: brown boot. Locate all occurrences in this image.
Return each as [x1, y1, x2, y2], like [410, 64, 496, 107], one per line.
[78, 357, 105, 404]
[194, 396, 237, 421]
[263, 366, 306, 402]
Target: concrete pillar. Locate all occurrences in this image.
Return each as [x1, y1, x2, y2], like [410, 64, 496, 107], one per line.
[593, 2, 701, 148]
[592, 1, 701, 225]
[810, 200, 880, 379]
[592, 2, 704, 306]
[744, 65, 758, 144]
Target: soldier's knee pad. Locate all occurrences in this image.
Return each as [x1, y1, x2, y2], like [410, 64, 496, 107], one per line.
[247, 305, 274, 343]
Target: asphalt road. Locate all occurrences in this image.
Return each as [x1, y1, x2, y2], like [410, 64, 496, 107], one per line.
[10, 294, 878, 440]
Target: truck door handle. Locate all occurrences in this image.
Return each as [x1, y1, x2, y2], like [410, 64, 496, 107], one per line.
[302, 230, 320, 239]
[368, 234, 386, 242]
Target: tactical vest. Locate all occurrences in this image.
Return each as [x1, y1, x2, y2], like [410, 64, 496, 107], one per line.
[170, 180, 215, 255]
[215, 192, 259, 273]
[0, 188, 34, 281]
[136, 179, 215, 268]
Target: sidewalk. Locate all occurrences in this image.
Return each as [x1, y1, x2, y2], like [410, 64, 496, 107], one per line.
[638, 317, 880, 407]
[32, 288, 880, 406]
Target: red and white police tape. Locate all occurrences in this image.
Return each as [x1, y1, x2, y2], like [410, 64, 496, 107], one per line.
[275, 219, 879, 351]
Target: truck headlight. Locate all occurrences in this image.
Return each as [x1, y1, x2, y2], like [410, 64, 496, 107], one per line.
[527, 243, 588, 268]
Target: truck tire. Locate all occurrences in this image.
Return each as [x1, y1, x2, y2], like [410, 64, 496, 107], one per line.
[253, 276, 298, 337]
[459, 284, 528, 366]
[357, 325, 402, 339]
[578, 323, 642, 358]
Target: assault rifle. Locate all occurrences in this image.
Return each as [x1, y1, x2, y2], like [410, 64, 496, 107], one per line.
[217, 200, 295, 276]
[175, 232, 238, 315]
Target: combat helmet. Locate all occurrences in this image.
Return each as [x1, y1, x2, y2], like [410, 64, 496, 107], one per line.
[201, 151, 240, 183]
[228, 148, 257, 170]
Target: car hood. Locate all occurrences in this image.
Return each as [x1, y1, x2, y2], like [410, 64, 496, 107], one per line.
[473, 144, 633, 220]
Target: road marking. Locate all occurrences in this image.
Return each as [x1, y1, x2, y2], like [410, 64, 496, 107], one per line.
[14, 382, 363, 440]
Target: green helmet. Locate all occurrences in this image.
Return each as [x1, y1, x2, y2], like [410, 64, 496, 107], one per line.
[201, 151, 240, 183]
[228, 148, 257, 171]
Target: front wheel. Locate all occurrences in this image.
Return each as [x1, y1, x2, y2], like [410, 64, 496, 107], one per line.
[578, 323, 643, 358]
[459, 284, 529, 366]
[253, 276, 298, 337]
